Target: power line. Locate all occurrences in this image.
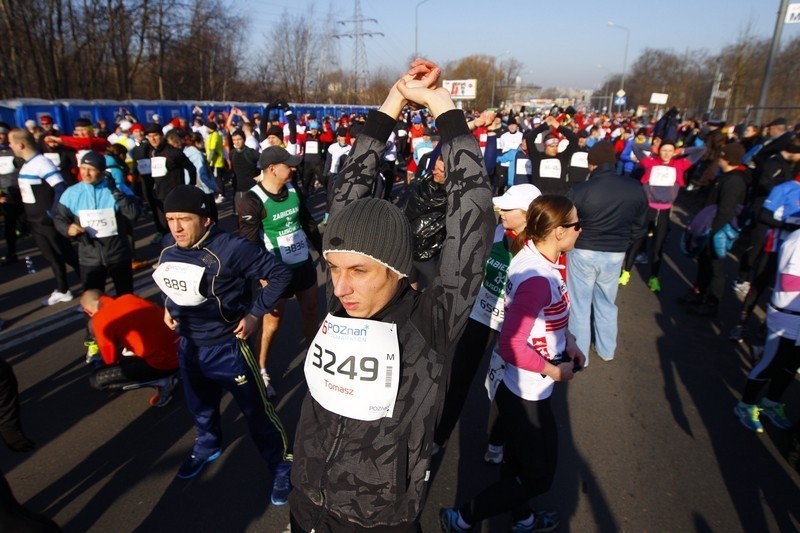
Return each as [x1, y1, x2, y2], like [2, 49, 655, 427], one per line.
[333, 0, 383, 94]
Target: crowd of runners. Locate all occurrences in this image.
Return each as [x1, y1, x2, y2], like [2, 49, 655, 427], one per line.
[0, 57, 799, 532]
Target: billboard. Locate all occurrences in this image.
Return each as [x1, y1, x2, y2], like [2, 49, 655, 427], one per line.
[443, 79, 477, 100]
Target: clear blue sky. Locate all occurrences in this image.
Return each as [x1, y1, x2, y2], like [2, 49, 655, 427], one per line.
[245, 0, 799, 90]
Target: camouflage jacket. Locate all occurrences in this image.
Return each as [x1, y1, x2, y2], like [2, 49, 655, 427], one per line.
[289, 108, 493, 530]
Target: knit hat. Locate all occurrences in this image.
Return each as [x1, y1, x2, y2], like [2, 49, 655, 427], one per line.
[266, 125, 282, 138]
[80, 151, 106, 171]
[324, 198, 413, 278]
[587, 140, 616, 166]
[164, 184, 209, 217]
[719, 143, 745, 166]
[144, 123, 162, 135]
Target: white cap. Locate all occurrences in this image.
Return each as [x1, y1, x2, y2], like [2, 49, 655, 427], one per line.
[492, 184, 542, 211]
[24, 119, 36, 129]
[119, 120, 132, 132]
[152, 113, 161, 122]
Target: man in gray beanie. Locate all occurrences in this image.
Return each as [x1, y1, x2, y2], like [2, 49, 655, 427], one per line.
[566, 140, 648, 365]
[289, 59, 494, 531]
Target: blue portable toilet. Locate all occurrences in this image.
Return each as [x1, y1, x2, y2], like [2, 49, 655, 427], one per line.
[128, 100, 163, 124]
[159, 100, 185, 121]
[93, 99, 132, 128]
[59, 99, 100, 133]
[1, 98, 63, 130]
[0, 103, 16, 126]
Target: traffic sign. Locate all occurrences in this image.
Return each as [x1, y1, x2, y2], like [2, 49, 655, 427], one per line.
[614, 96, 627, 107]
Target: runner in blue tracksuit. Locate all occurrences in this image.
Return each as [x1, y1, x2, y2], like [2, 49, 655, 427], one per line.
[153, 184, 294, 505]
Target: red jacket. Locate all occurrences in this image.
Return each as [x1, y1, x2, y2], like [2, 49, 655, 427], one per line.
[93, 295, 179, 370]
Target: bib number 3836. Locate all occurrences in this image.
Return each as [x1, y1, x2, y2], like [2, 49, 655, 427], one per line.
[305, 313, 400, 421]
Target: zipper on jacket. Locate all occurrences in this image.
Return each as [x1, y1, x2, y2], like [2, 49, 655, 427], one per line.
[310, 416, 346, 533]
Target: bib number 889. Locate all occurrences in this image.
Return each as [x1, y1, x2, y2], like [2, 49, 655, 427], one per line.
[162, 278, 188, 291]
[310, 343, 378, 381]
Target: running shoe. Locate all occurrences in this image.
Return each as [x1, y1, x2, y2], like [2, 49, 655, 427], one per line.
[270, 460, 292, 506]
[439, 508, 471, 532]
[176, 449, 222, 479]
[677, 289, 703, 306]
[131, 259, 150, 271]
[512, 510, 560, 533]
[215, 195, 225, 204]
[45, 289, 74, 306]
[647, 276, 661, 293]
[734, 402, 763, 433]
[261, 370, 277, 400]
[728, 325, 745, 343]
[149, 374, 179, 408]
[758, 399, 793, 429]
[484, 444, 504, 465]
[618, 270, 631, 286]
[84, 340, 101, 365]
[733, 280, 751, 300]
[634, 252, 648, 264]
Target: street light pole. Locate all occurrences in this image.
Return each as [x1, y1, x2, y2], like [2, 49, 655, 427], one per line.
[490, 50, 510, 108]
[755, 0, 789, 125]
[414, 0, 430, 58]
[608, 21, 630, 113]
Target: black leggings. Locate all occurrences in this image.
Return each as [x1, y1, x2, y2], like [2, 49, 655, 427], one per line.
[741, 331, 800, 404]
[435, 318, 495, 445]
[623, 207, 670, 277]
[740, 251, 777, 322]
[30, 222, 80, 293]
[460, 386, 557, 524]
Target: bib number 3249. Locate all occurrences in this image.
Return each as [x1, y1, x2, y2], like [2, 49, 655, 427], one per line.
[305, 314, 400, 421]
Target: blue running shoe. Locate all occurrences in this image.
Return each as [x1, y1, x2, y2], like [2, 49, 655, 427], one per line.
[439, 508, 470, 532]
[270, 460, 292, 506]
[176, 449, 222, 479]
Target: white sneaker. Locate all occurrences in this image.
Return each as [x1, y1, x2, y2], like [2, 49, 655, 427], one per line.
[214, 195, 225, 204]
[484, 444, 504, 464]
[44, 290, 74, 306]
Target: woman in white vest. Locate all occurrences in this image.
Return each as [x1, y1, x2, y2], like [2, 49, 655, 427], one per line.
[440, 194, 586, 533]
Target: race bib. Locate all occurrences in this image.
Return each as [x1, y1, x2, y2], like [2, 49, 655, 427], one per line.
[152, 261, 207, 306]
[469, 285, 505, 331]
[539, 159, 562, 179]
[305, 141, 319, 155]
[151, 156, 167, 178]
[276, 230, 309, 265]
[484, 350, 506, 400]
[649, 165, 677, 187]
[78, 208, 118, 238]
[0, 156, 15, 174]
[305, 314, 400, 421]
[397, 129, 407, 137]
[43, 153, 61, 168]
[18, 179, 36, 204]
[137, 158, 152, 175]
[516, 158, 532, 176]
[570, 152, 588, 168]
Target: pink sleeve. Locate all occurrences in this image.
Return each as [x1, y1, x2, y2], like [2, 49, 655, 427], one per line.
[780, 273, 800, 291]
[498, 277, 552, 373]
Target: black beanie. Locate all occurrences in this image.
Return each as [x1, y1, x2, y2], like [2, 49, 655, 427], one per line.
[587, 141, 616, 166]
[324, 198, 413, 278]
[164, 185, 209, 217]
[80, 151, 106, 171]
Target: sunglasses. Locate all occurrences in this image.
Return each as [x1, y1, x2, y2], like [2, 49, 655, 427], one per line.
[562, 221, 581, 231]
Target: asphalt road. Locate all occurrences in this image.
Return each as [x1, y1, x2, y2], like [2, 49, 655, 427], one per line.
[1, 190, 798, 532]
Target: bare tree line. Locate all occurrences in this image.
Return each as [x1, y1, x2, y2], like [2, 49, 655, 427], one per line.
[594, 32, 800, 119]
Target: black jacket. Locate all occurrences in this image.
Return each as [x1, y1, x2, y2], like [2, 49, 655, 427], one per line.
[150, 143, 196, 201]
[405, 172, 447, 261]
[568, 163, 648, 252]
[707, 167, 748, 234]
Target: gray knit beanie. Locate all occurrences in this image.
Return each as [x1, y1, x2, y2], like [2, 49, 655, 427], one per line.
[324, 198, 413, 278]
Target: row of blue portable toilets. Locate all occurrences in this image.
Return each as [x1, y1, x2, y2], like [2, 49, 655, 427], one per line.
[0, 99, 377, 135]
